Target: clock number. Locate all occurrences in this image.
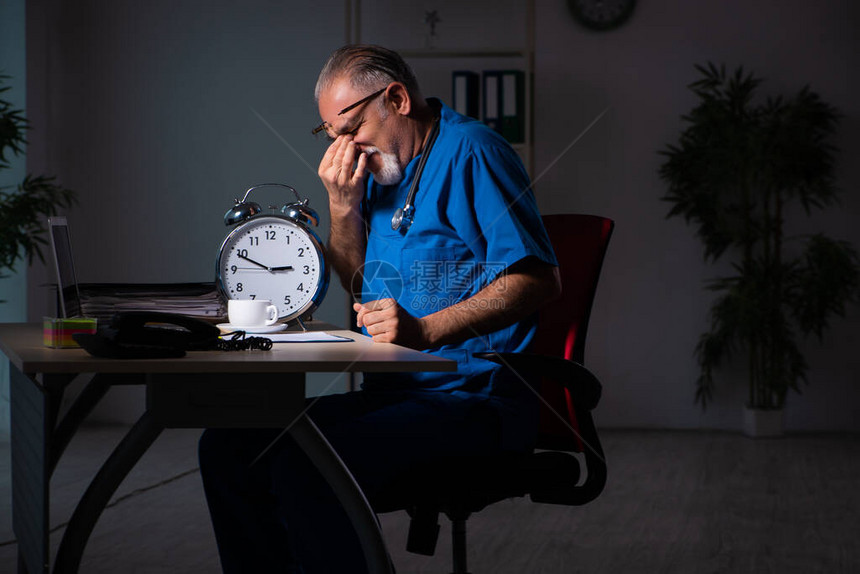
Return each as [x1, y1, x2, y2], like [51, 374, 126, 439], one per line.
[297, 283, 303, 292]
[266, 230, 277, 240]
[284, 295, 291, 305]
[237, 248, 248, 258]
[236, 283, 243, 292]
[230, 265, 238, 274]
[249, 236, 259, 246]
[303, 265, 310, 275]
[297, 247, 305, 257]
[285, 235, 290, 245]
[249, 294, 256, 299]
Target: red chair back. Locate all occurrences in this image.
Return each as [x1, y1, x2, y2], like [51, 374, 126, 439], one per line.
[533, 214, 614, 451]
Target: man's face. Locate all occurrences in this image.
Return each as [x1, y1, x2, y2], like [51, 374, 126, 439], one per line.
[317, 79, 405, 185]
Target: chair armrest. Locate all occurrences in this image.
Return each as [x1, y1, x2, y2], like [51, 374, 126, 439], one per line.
[474, 351, 607, 505]
[472, 351, 602, 411]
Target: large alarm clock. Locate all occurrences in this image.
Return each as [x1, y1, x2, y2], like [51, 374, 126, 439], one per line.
[216, 184, 330, 323]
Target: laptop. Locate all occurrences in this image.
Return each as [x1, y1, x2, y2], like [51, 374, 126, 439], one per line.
[48, 216, 84, 318]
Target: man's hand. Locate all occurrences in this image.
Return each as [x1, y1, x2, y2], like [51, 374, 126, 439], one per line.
[319, 134, 370, 296]
[358, 258, 560, 351]
[354, 298, 429, 349]
[318, 135, 367, 215]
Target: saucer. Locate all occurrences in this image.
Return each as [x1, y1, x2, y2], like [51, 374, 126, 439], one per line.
[216, 323, 288, 334]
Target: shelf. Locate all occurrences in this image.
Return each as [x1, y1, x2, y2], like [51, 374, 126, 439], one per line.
[398, 50, 527, 59]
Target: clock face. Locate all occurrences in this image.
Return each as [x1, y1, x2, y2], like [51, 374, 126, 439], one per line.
[217, 216, 327, 321]
[568, 0, 636, 30]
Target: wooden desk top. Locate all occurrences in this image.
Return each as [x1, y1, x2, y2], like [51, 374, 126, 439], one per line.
[0, 322, 457, 375]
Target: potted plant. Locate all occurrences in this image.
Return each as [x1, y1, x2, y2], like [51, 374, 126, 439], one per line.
[659, 63, 859, 436]
[1, 73, 76, 301]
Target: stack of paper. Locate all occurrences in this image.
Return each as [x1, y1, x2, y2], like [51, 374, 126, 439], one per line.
[79, 282, 226, 322]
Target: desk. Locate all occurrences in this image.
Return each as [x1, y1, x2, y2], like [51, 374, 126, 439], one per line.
[0, 322, 456, 574]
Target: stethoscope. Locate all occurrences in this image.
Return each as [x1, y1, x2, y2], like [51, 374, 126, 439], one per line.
[390, 115, 441, 232]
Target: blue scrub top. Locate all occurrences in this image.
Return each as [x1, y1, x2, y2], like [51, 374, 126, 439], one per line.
[360, 100, 557, 397]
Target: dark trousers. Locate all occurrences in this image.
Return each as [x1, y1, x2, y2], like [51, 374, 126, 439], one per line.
[198, 387, 537, 573]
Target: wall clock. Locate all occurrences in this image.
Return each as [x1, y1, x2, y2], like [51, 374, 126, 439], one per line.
[568, 0, 636, 31]
[216, 184, 329, 325]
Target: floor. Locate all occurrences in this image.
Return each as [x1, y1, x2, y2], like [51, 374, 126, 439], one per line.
[1, 427, 858, 574]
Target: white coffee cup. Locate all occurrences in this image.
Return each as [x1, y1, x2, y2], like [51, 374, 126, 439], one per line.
[228, 299, 279, 327]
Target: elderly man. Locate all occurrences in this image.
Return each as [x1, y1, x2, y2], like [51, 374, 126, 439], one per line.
[199, 45, 559, 573]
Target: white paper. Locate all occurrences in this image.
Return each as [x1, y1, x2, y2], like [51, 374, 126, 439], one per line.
[266, 332, 353, 343]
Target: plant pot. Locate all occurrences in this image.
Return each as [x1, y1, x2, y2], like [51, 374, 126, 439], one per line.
[742, 406, 785, 438]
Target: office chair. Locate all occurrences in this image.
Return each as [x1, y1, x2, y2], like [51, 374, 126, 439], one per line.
[376, 214, 615, 573]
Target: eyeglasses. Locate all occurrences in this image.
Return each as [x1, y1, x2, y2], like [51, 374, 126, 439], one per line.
[312, 87, 387, 139]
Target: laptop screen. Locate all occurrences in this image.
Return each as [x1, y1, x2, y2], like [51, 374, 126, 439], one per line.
[48, 216, 83, 318]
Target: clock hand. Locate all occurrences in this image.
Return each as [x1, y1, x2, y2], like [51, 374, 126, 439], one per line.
[270, 265, 294, 271]
[237, 252, 273, 271]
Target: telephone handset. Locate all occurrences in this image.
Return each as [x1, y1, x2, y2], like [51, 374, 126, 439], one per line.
[74, 311, 222, 359]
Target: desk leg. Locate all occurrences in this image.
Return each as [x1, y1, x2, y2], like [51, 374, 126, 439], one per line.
[52, 411, 163, 574]
[48, 374, 114, 476]
[288, 415, 394, 574]
[10, 368, 52, 574]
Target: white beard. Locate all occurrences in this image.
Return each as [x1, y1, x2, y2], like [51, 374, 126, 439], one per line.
[364, 146, 403, 186]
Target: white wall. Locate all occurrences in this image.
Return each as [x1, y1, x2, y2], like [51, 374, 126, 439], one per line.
[21, 0, 860, 431]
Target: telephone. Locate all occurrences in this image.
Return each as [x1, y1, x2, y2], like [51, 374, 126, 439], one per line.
[74, 311, 222, 359]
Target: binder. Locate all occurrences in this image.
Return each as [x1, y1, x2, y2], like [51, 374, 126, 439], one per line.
[452, 71, 479, 119]
[482, 71, 502, 133]
[483, 70, 525, 143]
[499, 70, 525, 144]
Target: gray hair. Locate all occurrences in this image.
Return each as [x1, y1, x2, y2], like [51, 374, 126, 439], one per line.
[315, 45, 421, 103]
